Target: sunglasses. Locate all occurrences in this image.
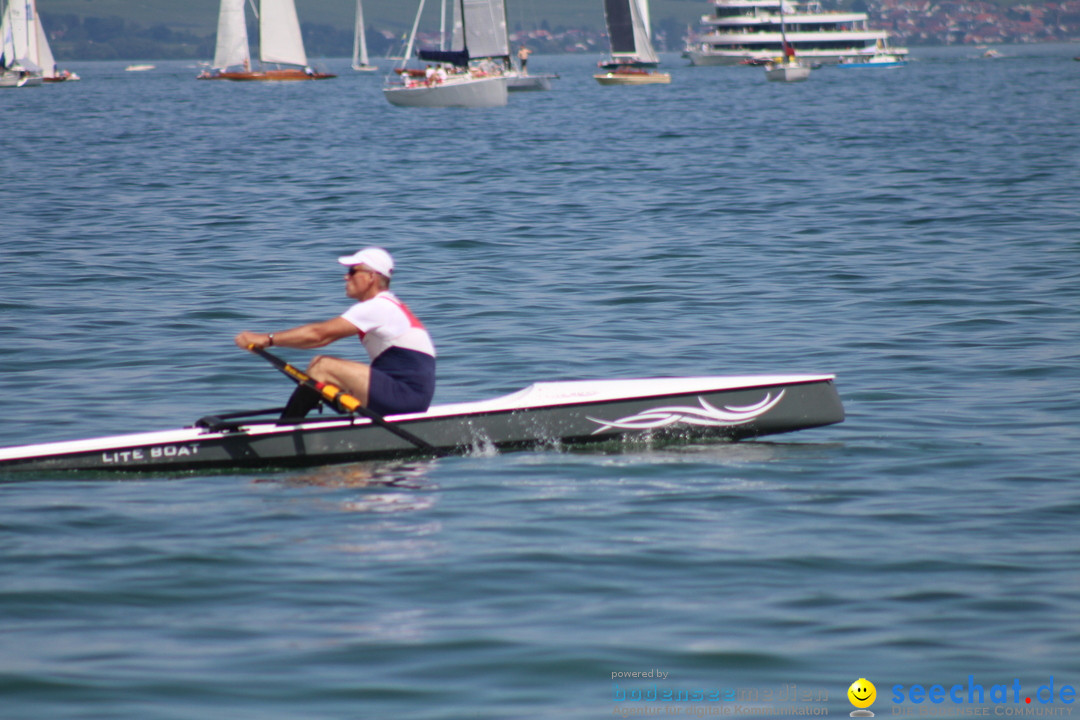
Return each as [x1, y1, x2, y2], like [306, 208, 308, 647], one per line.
[346, 266, 373, 278]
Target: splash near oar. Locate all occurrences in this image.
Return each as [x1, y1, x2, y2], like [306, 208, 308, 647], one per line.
[249, 346, 442, 455]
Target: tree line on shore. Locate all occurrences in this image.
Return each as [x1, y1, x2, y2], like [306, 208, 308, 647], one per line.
[40, 13, 396, 60]
[40, 13, 612, 61]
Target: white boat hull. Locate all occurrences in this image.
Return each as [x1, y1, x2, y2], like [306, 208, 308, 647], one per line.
[837, 53, 908, 68]
[688, 47, 908, 67]
[594, 71, 671, 86]
[765, 64, 811, 82]
[384, 75, 508, 108]
[0, 375, 844, 473]
[687, 49, 740, 66]
[506, 72, 556, 91]
[0, 72, 44, 87]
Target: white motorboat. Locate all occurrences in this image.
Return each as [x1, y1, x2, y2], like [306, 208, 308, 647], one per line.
[686, 0, 907, 67]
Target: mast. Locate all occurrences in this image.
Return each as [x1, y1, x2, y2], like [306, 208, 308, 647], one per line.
[500, 0, 511, 66]
[459, 0, 467, 56]
[778, 0, 794, 59]
[439, 0, 447, 50]
[399, 0, 427, 69]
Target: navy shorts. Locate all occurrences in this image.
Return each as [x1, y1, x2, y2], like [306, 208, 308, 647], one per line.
[368, 348, 436, 416]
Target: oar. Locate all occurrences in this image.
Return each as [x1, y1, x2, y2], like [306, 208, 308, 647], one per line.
[248, 346, 445, 456]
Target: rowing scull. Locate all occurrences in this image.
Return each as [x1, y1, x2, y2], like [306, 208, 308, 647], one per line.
[0, 374, 844, 474]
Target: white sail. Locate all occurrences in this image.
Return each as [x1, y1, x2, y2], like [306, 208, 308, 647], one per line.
[605, 0, 658, 64]
[33, 8, 55, 76]
[259, 0, 307, 67]
[352, 0, 370, 68]
[1, 5, 14, 68]
[636, 0, 650, 37]
[601, 0, 658, 64]
[628, 0, 658, 64]
[6, 0, 32, 66]
[212, 0, 250, 70]
[451, 0, 509, 59]
[1, 0, 45, 84]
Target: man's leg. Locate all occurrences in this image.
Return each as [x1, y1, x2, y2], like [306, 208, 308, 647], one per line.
[279, 356, 371, 420]
[307, 355, 372, 405]
[280, 385, 323, 420]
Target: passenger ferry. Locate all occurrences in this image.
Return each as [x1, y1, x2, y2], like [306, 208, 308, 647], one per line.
[685, 0, 907, 66]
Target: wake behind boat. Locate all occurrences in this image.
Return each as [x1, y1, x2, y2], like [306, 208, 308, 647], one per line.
[0, 368, 843, 474]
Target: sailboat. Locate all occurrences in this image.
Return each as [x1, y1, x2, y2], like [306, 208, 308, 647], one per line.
[383, 0, 509, 108]
[1, 0, 77, 87]
[764, 1, 811, 82]
[351, 0, 376, 71]
[198, 0, 334, 81]
[594, 0, 670, 85]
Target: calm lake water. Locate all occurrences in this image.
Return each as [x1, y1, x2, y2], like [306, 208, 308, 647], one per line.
[1, 45, 1079, 719]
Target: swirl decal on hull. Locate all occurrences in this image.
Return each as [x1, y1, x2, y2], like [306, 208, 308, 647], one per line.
[587, 391, 785, 434]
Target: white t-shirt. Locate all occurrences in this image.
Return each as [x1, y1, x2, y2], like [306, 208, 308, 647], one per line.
[340, 291, 436, 362]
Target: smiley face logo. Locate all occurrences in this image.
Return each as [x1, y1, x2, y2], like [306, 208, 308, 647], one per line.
[848, 678, 877, 712]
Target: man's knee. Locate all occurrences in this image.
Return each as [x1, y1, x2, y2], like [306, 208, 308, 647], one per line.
[306, 355, 334, 376]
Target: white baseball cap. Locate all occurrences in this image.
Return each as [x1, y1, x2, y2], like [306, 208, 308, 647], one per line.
[338, 247, 394, 278]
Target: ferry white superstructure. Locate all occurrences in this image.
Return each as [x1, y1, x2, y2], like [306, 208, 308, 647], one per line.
[686, 0, 906, 66]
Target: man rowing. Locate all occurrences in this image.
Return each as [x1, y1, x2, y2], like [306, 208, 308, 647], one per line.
[234, 248, 436, 419]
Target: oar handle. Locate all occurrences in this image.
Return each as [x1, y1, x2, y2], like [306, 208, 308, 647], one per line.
[250, 345, 363, 414]
[262, 351, 362, 414]
[248, 346, 446, 456]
